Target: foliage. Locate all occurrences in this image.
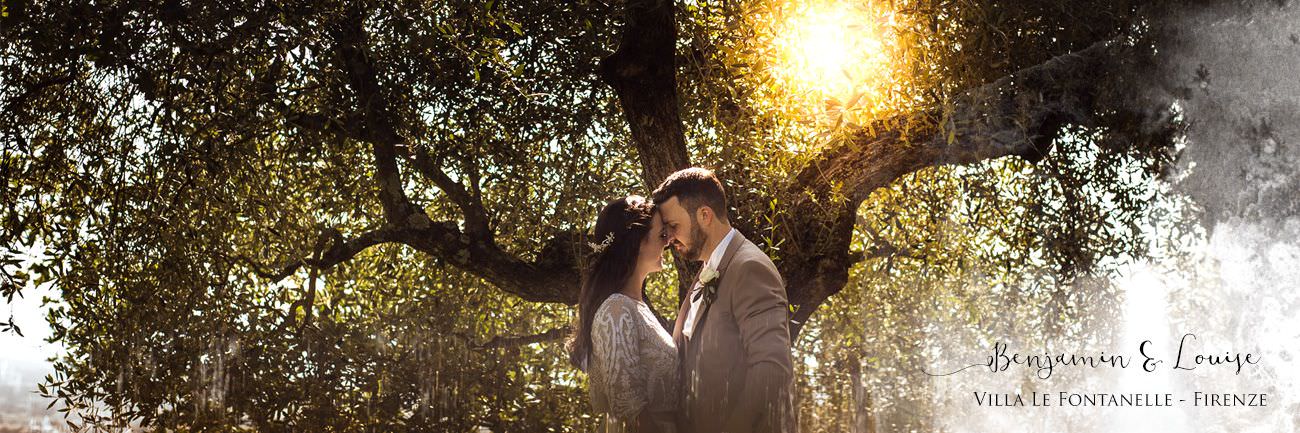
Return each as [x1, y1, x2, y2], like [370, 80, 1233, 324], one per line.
[0, 0, 1188, 431]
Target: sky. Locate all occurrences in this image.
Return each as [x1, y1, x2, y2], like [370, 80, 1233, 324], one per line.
[0, 280, 64, 432]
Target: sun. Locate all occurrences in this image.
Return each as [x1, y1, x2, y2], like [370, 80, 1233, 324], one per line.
[768, 0, 897, 115]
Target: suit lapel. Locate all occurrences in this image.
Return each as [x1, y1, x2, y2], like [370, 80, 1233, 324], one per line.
[686, 232, 747, 341]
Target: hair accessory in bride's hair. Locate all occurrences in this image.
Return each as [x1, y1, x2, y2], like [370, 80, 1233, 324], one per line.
[587, 232, 615, 254]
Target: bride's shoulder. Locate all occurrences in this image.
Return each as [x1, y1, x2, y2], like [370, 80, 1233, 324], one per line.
[595, 293, 638, 318]
[592, 294, 643, 341]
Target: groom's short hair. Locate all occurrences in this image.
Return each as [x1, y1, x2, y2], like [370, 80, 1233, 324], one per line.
[652, 167, 728, 222]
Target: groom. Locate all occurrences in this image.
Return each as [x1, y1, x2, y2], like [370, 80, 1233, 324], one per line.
[653, 167, 795, 433]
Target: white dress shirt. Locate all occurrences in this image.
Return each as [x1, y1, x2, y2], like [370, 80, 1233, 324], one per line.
[682, 228, 737, 338]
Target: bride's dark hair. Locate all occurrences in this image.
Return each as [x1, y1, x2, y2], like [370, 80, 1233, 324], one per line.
[568, 195, 655, 370]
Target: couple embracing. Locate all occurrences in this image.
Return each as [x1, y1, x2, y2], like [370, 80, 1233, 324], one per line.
[568, 168, 796, 433]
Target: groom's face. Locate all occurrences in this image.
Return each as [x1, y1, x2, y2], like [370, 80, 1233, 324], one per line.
[657, 197, 709, 261]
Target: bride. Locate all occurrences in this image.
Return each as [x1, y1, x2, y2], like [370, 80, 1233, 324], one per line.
[568, 195, 678, 433]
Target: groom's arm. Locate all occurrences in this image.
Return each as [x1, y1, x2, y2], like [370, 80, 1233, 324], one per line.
[723, 257, 794, 433]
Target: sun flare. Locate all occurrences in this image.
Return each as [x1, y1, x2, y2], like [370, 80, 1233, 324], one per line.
[768, 0, 898, 119]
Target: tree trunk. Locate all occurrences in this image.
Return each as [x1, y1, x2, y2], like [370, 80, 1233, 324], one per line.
[599, 0, 691, 189]
[850, 360, 878, 433]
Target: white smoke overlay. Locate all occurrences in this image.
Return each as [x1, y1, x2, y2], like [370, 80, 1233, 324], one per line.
[927, 2, 1300, 432]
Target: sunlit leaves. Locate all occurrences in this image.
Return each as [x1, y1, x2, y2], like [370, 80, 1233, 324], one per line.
[1, 0, 1183, 431]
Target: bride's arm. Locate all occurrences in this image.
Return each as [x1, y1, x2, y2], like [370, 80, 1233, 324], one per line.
[591, 297, 651, 427]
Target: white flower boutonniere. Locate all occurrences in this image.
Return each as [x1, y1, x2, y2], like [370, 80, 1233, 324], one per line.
[693, 267, 722, 306]
[699, 267, 719, 285]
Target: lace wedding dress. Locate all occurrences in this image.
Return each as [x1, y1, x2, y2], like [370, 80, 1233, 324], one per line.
[589, 293, 679, 433]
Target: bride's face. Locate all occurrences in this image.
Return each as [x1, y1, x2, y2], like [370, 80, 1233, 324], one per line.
[636, 212, 669, 274]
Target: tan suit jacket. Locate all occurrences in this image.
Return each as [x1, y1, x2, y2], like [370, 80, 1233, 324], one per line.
[673, 232, 795, 433]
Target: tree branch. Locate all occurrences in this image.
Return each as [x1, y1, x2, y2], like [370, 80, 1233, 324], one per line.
[329, 6, 417, 226]
[319, 6, 583, 304]
[782, 40, 1145, 339]
[789, 296, 825, 339]
[240, 227, 403, 284]
[796, 41, 1118, 203]
[240, 221, 583, 305]
[239, 255, 303, 282]
[409, 145, 492, 237]
[469, 326, 570, 350]
[2, 74, 75, 117]
[254, 6, 635, 307]
[394, 222, 582, 304]
[272, 93, 583, 304]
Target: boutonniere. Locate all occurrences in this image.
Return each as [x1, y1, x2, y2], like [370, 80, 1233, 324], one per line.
[692, 267, 721, 306]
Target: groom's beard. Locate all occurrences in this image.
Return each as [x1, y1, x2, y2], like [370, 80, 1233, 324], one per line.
[682, 224, 708, 261]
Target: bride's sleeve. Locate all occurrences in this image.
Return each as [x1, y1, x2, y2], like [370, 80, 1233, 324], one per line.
[590, 297, 648, 420]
